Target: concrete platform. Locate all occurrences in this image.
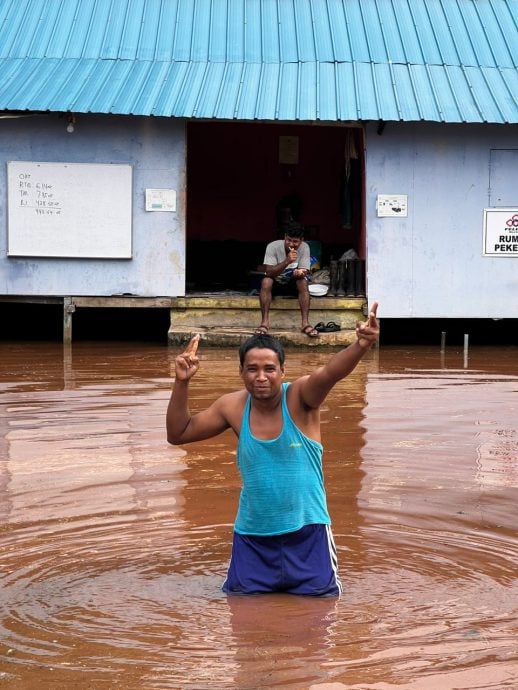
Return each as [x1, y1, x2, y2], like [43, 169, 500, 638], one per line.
[0, 292, 369, 347]
[168, 293, 367, 348]
[167, 324, 359, 348]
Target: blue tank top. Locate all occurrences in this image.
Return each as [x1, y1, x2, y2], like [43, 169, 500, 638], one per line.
[234, 382, 331, 536]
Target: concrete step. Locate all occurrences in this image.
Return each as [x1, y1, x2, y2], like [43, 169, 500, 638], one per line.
[168, 325, 358, 348]
[168, 293, 367, 348]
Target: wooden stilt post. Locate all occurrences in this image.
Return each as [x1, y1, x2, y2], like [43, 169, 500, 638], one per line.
[63, 297, 75, 344]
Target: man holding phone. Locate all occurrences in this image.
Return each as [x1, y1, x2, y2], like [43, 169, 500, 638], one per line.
[255, 223, 318, 338]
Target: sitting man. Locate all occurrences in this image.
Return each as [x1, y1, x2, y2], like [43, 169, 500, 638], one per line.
[255, 223, 319, 338]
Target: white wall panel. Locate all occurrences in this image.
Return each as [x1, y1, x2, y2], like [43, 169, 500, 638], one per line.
[0, 115, 186, 297]
[365, 122, 518, 319]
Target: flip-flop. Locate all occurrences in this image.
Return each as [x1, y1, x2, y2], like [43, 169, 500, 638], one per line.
[314, 322, 326, 332]
[324, 321, 341, 332]
[301, 325, 319, 338]
[254, 325, 269, 335]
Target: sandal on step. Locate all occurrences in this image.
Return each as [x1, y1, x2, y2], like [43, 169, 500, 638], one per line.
[255, 325, 269, 335]
[301, 325, 320, 338]
[314, 322, 326, 332]
[324, 321, 341, 332]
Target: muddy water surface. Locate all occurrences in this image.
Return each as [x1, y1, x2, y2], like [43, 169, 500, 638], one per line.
[0, 342, 517, 689]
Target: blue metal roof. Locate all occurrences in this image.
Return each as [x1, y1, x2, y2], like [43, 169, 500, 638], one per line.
[0, 0, 517, 123]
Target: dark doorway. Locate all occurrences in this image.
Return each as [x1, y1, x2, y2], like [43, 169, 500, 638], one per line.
[186, 122, 365, 293]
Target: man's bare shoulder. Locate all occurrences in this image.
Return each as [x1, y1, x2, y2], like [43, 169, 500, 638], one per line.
[214, 389, 248, 432]
[285, 376, 305, 401]
[214, 388, 248, 413]
[217, 388, 247, 402]
[286, 374, 321, 411]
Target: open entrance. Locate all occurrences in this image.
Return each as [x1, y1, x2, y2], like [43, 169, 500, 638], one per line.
[186, 121, 365, 294]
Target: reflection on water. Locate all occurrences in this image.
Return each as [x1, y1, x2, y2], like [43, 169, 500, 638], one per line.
[0, 342, 517, 689]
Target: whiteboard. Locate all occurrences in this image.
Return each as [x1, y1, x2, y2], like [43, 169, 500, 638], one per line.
[7, 161, 133, 258]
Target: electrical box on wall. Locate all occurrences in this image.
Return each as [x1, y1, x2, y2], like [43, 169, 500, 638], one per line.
[376, 194, 408, 217]
[145, 188, 176, 212]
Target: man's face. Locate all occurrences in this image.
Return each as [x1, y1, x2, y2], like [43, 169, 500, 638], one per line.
[240, 348, 284, 400]
[284, 234, 303, 251]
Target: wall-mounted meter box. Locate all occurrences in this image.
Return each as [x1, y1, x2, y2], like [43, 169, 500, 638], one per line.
[145, 188, 177, 212]
[376, 194, 408, 217]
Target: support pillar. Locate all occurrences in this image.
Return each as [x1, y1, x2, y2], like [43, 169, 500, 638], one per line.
[63, 297, 75, 344]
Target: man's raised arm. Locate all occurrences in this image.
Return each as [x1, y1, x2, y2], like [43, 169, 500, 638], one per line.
[298, 302, 380, 409]
[166, 334, 230, 445]
[166, 334, 200, 444]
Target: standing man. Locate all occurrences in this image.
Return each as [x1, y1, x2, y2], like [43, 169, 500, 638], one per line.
[255, 224, 318, 338]
[166, 302, 379, 596]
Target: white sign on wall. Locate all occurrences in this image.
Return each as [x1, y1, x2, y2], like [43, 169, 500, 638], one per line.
[483, 208, 518, 256]
[376, 194, 408, 217]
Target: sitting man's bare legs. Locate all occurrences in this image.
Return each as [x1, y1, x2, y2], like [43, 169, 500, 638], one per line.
[256, 276, 274, 334]
[296, 277, 319, 338]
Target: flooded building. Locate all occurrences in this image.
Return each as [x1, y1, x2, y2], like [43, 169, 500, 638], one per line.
[0, 0, 517, 342]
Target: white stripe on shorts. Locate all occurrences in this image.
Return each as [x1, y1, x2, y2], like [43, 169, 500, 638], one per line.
[325, 524, 343, 596]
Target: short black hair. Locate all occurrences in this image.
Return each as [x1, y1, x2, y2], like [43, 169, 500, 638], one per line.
[239, 333, 285, 367]
[284, 222, 304, 239]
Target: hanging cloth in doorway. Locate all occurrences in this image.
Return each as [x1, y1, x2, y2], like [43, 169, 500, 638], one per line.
[339, 130, 358, 228]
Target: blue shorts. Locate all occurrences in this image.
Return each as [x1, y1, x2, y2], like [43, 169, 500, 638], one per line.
[222, 524, 342, 597]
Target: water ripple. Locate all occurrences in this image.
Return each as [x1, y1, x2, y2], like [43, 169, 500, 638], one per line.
[1, 343, 517, 688]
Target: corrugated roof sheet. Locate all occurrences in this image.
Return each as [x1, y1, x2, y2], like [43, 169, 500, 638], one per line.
[0, 0, 517, 123]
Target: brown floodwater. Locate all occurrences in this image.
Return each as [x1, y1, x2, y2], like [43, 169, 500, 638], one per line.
[0, 341, 517, 690]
